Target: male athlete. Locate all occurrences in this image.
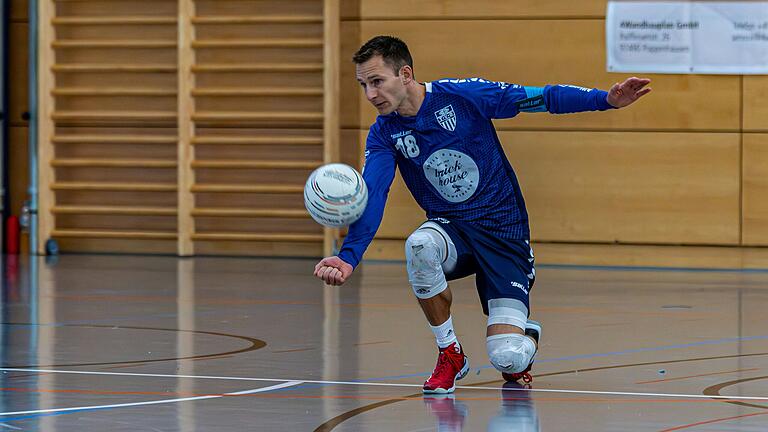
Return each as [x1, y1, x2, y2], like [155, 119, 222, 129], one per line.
[314, 36, 651, 393]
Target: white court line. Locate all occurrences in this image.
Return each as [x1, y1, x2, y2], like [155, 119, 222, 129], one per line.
[0, 381, 302, 417]
[2, 367, 768, 402]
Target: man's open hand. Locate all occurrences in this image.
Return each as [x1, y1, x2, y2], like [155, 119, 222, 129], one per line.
[607, 77, 652, 108]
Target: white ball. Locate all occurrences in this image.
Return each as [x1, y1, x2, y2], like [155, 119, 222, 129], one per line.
[304, 163, 368, 228]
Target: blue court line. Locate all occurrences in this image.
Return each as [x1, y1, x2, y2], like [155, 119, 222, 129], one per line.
[0, 408, 101, 423]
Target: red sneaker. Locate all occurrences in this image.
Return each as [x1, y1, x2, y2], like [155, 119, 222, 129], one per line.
[501, 366, 533, 384]
[423, 342, 470, 394]
[502, 320, 541, 384]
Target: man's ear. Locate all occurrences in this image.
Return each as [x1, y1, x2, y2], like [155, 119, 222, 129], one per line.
[400, 65, 413, 84]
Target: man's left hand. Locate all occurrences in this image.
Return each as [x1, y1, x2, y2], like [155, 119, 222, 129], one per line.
[607, 77, 652, 108]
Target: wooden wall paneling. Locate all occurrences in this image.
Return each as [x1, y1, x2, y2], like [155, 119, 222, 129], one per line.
[187, 0, 325, 256]
[177, 0, 195, 255]
[341, 20, 741, 132]
[742, 133, 768, 245]
[51, 9, 178, 127]
[506, 131, 740, 245]
[47, 1, 179, 252]
[744, 76, 768, 131]
[37, 0, 56, 253]
[324, 0, 341, 256]
[341, 0, 608, 20]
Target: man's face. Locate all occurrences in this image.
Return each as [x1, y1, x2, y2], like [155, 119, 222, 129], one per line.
[355, 55, 407, 115]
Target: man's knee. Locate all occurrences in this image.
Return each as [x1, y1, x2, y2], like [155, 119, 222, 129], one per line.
[405, 230, 447, 299]
[486, 298, 534, 373]
[486, 333, 536, 373]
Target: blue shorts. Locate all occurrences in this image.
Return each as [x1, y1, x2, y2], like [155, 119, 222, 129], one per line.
[430, 218, 535, 317]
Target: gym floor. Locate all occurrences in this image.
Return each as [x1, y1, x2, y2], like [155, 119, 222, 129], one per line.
[1, 254, 768, 431]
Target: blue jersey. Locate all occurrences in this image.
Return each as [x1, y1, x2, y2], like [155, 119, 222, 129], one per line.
[338, 78, 615, 268]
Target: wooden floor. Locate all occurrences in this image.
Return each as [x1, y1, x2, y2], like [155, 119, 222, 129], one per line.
[2, 254, 768, 431]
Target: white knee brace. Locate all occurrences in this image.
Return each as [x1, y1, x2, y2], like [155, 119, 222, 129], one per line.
[488, 298, 528, 330]
[405, 222, 456, 299]
[486, 333, 536, 374]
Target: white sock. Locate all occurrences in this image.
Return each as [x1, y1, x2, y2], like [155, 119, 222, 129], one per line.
[430, 316, 459, 349]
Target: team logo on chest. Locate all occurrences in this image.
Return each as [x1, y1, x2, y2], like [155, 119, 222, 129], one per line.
[422, 149, 479, 203]
[434, 105, 457, 132]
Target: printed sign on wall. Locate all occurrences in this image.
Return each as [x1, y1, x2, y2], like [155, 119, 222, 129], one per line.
[607, 1, 768, 74]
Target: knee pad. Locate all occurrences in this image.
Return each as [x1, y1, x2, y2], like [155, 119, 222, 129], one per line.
[486, 333, 536, 374]
[405, 228, 448, 299]
[488, 298, 528, 330]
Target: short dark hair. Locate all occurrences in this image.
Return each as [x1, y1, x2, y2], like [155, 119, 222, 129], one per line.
[353, 36, 413, 76]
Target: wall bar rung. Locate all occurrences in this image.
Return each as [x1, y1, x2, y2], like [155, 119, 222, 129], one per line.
[52, 229, 177, 239]
[52, 16, 176, 25]
[192, 38, 323, 48]
[52, 205, 177, 216]
[192, 87, 323, 97]
[191, 136, 323, 146]
[53, 135, 178, 144]
[192, 232, 323, 242]
[52, 182, 177, 191]
[51, 158, 177, 168]
[192, 15, 323, 24]
[192, 208, 308, 218]
[191, 160, 320, 169]
[52, 63, 177, 72]
[191, 184, 303, 193]
[53, 87, 177, 96]
[192, 63, 323, 72]
[53, 40, 176, 48]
